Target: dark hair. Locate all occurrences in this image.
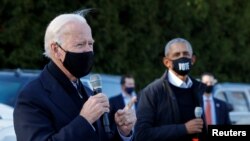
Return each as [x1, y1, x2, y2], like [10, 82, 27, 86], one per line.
[120, 74, 134, 85]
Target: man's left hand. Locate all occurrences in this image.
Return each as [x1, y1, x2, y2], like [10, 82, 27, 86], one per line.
[115, 108, 136, 136]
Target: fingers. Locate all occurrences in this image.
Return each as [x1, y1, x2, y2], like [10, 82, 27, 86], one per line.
[115, 109, 136, 126]
[92, 93, 109, 104]
[90, 93, 109, 107]
[125, 96, 137, 110]
[185, 118, 204, 134]
[115, 108, 136, 136]
[80, 93, 110, 124]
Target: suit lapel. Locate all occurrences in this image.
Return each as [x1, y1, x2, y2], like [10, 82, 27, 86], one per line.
[40, 68, 79, 120]
[49, 86, 80, 120]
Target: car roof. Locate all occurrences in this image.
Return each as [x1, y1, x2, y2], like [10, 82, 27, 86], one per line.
[215, 82, 250, 89]
[0, 69, 40, 78]
[0, 69, 121, 98]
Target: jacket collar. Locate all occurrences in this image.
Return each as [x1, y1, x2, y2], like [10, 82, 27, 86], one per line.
[161, 70, 206, 107]
[39, 62, 79, 120]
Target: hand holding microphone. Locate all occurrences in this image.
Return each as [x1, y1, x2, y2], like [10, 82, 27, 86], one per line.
[192, 107, 204, 141]
[194, 107, 203, 118]
[185, 107, 204, 134]
[89, 74, 111, 133]
[80, 93, 109, 124]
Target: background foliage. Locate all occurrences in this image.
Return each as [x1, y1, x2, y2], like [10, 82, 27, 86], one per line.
[1, 0, 250, 90]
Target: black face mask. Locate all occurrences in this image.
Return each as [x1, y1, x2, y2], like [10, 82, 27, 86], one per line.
[205, 85, 214, 93]
[125, 87, 135, 95]
[172, 57, 192, 76]
[57, 43, 94, 78]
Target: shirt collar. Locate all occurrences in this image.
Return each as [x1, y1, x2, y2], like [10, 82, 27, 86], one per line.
[47, 61, 76, 95]
[203, 94, 213, 101]
[121, 91, 136, 98]
[168, 70, 193, 88]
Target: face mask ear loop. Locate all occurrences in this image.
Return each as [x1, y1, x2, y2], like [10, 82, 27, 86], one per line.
[55, 42, 67, 63]
[56, 42, 67, 52]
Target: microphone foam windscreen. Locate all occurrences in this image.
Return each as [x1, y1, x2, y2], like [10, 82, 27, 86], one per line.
[194, 107, 203, 118]
[89, 74, 102, 90]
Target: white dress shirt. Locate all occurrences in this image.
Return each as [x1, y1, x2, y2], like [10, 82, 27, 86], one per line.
[122, 91, 136, 110]
[168, 70, 193, 88]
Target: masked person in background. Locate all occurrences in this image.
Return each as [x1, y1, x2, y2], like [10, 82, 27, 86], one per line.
[201, 73, 231, 126]
[13, 10, 136, 141]
[109, 74, 137, 139]
[134, 38, 207, 141]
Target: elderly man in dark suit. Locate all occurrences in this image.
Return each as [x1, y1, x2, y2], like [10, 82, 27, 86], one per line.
[201, 72, 231, 126]
[13, 10, 136, 141]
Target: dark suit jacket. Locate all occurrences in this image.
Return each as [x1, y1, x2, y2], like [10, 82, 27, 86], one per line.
[109, 94, 138, 112]
[110, 94, 126, 113]
[213, 98, 231, 125]
[13, 64, 119, 141]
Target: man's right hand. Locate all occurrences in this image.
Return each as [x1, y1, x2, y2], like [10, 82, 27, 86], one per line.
[185, 118, 204, 134]
[80, 93, 109, 124]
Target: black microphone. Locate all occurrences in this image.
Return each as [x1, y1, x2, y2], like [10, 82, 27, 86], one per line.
[90, 74, 111, 133]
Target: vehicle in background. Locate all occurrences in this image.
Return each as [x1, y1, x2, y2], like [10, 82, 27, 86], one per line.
[213, 83, 250, 125]
[0, 104, 16, 141]
[0, 103, 14, 133]
[81, 73, 121, 98]
[0, 69, 40, 107]
[0, 126, 16, 141]
[0, 69, 38, 141]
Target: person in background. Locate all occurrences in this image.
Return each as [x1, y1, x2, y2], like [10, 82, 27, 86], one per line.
[201, 72, 231, 126]
[13, 10, 136, 141]
[110, 74, 137, 111]
[134, 38, 207, 141]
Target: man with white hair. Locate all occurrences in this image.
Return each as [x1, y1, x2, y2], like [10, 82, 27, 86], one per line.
[13, 10, 136, 141]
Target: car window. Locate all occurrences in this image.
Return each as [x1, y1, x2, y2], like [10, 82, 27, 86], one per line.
[225, 91, 250, 112]
[0, 71, 39, 107]
[81, 74, 121, 98]
[0, 81, 22, 106]
[102, 81, 120, 98]
[214, 91, 227, 101]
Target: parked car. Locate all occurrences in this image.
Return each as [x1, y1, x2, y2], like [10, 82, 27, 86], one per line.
[0, 69, 40, 107]
[0, 103, 14, 132]
[81, 73, 121, 98]
[0, 103, 16, 141]
[0, 126, 16, 141]
[213, 82, 250, 125]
